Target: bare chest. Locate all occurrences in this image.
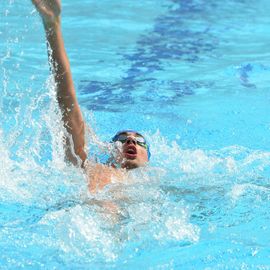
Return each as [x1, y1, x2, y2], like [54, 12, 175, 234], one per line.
[87, 164, 124, 193]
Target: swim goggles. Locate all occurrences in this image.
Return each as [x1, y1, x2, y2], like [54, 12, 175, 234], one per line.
[111, 130, 151, 159]
[113, 133, 147, 148]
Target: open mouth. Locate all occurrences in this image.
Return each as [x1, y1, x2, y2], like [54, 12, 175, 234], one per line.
[123, 145, 137, 159]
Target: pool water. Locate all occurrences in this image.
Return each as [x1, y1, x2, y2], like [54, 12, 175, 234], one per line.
[1, 0, 270, 269]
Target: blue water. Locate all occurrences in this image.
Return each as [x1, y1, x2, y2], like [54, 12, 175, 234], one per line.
[1, 0, 270, 269]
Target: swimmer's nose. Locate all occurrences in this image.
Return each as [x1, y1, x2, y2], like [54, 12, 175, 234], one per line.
[126, 137, 137, 145]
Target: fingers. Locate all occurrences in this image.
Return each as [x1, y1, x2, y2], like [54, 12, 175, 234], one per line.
[31, 0, 61, 23]
[31, 0, 61, 13]
[31, 0, 43, 8]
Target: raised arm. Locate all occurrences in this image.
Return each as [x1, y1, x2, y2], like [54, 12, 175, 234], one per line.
[32, 0, 87, 165]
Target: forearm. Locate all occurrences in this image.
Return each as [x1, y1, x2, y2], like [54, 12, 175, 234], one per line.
[44, 19, 76, 107]
[43, 19, 87, 164]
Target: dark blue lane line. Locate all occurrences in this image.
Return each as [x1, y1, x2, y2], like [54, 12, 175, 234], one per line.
[80, 0, 218, 112]
[0, 202, 46, 228]
[0, 200, 83, 229]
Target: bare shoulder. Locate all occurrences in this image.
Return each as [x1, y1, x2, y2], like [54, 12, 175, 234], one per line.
[84, 161, 125, 193]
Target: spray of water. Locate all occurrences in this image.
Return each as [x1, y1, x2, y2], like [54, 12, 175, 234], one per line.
[1, 1, 270, 268]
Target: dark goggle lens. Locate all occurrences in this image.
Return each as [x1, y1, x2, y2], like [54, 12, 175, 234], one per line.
[115, 134, 147, 148]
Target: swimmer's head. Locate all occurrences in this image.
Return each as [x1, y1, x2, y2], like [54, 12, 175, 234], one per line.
[111, 130, 150, 169]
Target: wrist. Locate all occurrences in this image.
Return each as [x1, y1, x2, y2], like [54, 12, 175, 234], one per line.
[43, 16, 61, 32]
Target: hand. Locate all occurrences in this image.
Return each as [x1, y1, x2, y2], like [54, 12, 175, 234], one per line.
[32, 0, 61, 24]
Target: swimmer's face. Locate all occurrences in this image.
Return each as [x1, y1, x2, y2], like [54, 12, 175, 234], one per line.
[113, 132, 149, 169]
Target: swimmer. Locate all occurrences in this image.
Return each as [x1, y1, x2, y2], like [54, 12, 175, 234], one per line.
[31, 0, 150, 192]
